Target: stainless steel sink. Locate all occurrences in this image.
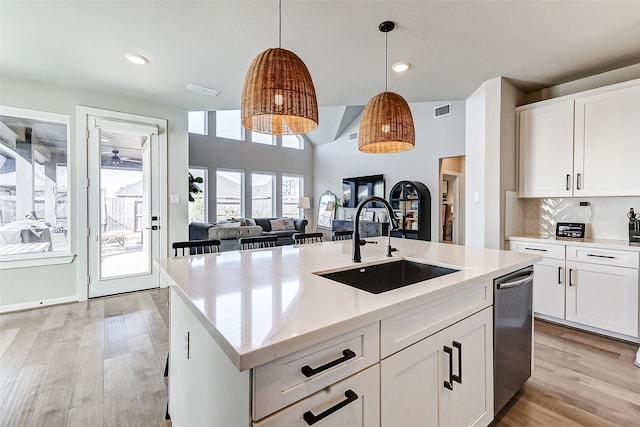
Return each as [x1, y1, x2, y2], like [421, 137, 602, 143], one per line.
[317, 259, 459, 294]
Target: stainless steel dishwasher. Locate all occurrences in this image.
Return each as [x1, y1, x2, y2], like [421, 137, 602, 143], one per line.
[494, 265, 534, 415]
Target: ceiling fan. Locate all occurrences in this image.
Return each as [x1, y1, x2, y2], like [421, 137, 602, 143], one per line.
[102, 149, 142, 166]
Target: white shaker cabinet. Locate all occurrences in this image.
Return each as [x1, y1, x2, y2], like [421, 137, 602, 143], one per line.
[517, 80, 640, 198]
[381, 307, 493, 427]
[574, 84, 640, 196]
[517, 99, 574, 198]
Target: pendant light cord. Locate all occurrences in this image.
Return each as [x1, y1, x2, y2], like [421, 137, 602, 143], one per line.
[278, 0, 282, 48]
[385, 31, 388, 92]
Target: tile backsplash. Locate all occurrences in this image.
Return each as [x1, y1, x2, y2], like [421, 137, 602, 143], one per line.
[520, 197, 640, 240]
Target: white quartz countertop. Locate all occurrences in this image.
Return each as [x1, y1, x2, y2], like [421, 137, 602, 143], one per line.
[158, 237, 539, 371]
[507, 234, 640, 252]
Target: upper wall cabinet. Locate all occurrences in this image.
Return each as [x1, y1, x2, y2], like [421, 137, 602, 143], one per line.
[518, 99, 574, 197]
[517, 80, 640, 198]
[574, 85, 640, 196]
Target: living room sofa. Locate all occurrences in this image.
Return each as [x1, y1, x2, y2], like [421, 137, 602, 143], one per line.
[188, 217, 307, 252]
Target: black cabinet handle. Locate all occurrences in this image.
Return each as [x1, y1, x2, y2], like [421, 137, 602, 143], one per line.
[452, 341, 462, 384]
[587, 254, 615, 259]
[524, 247, 547, 252]
[569, 268, 573, 286]
[303, 390, 358, 425]
[443, 345, 454, 390]
[566, 174, 570, 191]
[301, 349, 356, 378]
[558, 266, 562, 284]
[576, 173, 582, 190]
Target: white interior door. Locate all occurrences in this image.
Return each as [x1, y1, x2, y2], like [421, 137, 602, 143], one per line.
[87, 115, 161, 297]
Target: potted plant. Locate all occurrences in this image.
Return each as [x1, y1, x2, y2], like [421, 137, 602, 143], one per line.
[189, 172, 203, 202]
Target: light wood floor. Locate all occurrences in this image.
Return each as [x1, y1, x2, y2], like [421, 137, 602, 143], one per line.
[1, 289, 639, 426]
[0, 289, 169, 427]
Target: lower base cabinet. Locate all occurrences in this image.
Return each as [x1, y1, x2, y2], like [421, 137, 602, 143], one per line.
[532, 258, 565, 318]
[381, 307, 493, 427]
[566, 261, 639, 336]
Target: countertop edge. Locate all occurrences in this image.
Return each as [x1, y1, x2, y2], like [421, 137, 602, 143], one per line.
[507, 234, 640, 252]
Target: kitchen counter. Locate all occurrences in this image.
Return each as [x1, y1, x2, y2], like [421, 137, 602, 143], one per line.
[158, 236, 539, 371]
[507, 234, 640, 252]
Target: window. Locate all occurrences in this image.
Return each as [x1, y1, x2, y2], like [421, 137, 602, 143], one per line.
[251, 173, 274, 218]
[216, 170, 243, 221]
[282, 175, 303, 218]
[0, 106, 71, 258]
[216, 110, 243, 141]
[251, 131, 275, 145]
[188, 167, 208, 223]
[188, 111, 207, 135]
[282, 134, 303, 149]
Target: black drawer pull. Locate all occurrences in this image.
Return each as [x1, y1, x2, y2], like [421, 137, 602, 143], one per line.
[301, 349, 356, 378]
[452, 341, 462, 384]
[524, 247, 547, 252]
[443, 345, 454, 390]
[303, 389, 358, 425]
[586, 254, 615, 259]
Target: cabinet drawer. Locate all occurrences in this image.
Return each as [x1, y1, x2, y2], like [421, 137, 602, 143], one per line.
[254, 364, 380, 427]
[566, 245, 639, 268]
[511, 241, 565, 259]
[380, 282, 490, 358]
[253, 322, 379, 420]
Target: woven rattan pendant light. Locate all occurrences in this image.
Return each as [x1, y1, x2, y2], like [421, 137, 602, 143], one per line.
[359, 21, 415, 153]
[241, 0, 318, 136]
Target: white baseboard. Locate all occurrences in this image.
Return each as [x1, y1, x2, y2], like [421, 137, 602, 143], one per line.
[0, 295, 78, 314]
[535, 313, 640, 344]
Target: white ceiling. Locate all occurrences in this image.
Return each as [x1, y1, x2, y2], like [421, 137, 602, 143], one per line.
[1, 1, 639, 125]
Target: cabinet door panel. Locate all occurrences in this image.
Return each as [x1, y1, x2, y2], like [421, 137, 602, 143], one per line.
[381, 308, 493, 427]
[566, 261, 639, 336]
[518, 100, 574, 197]
[574, 85, 640, 196]
[532, 258, 565, 318]
[381, 330, 441, 426]
[444, 307, 493, 427]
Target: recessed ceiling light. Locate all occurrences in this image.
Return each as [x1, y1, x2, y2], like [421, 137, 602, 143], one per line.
[391, 61, 411, 73]
[125, 53, 149, 65]
[186, 83, 221, 97]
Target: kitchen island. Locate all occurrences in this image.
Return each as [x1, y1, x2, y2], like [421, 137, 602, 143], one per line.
[158, 237, 539, 426]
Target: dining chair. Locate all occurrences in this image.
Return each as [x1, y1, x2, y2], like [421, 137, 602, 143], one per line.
[293, 232, 324, 244]
[332, 230, 354, 241]
[172, 239, 221, 256]
[239, 235, 278, 250]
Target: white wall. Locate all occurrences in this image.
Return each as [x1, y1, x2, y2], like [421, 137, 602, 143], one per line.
[0, 74, 189, 312]
[189, 112, 314, 224]
[465, 77, 524, 249]
[314, 101, 466, 240]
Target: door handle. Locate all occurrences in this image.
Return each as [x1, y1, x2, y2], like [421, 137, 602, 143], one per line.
[496, 273, 534, 290]
[566, 174, 570, 191]
[569, 268, 573, 286]
[443, 345, 454, 390]
[576, 173, 582, 190]
[452, 341, 462, 384]
[558, 266, 562, 284]
[302, 390, 358, 425]
[145, 226, 159, 230]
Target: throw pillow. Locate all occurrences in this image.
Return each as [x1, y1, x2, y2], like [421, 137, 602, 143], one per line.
[269, 219, 286, 231]
[216, 222, 241, 228]
[283, 218, 296, 230]
[246, 218, 256, 226]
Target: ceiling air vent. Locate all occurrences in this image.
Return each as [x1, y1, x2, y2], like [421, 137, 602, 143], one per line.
[434, 104, 451, 118]
[348, 132, 358, 141]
